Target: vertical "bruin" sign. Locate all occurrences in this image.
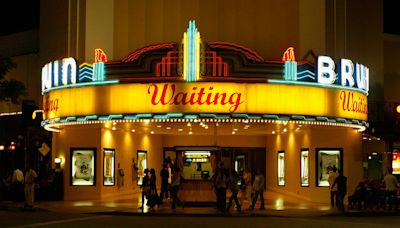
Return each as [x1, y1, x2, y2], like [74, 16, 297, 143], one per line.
[42, 57, 78, 93]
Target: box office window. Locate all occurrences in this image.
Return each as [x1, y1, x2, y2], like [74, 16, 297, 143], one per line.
[300, 149, 309, 187]
[103, 148, 115, 186]
[316, 148, 343, 187]
[137, 150, 148, 186]
[71, 148, 96, 186]
[278, 151, 285, 186]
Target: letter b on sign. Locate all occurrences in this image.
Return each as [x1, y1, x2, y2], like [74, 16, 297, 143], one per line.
[317, 56, 336, 85]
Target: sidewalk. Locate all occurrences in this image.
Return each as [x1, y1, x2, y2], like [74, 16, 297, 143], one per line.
[1, 190, 398, 217]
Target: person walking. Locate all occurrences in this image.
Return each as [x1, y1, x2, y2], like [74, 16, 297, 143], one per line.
[240, 167, 252, 208]
[147, 168, 160, 211]
[171, 167, 181, 209]
[159, 163, 169, 201]
[215, 166, 227, 212]
[332, 169, 347, 211]
[328, 166, 339, 208]
[12, 167, 24, 201]
[250, 169, 265, 210]
[139, 168, 150, 211]
[383, 168, 399, 211]
[24, 165, 38, 208]
[227, 170, 241, 212]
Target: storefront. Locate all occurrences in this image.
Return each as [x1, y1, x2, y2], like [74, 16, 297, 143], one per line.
[42, 21, 368, 203]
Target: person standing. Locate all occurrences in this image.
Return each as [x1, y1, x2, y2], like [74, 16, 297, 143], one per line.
[139, 168, 150, 211]
[240, 167, 252, 208]
[117, 163, 125, 188]
[383, 168, 399, 211]
[215, 167, 227, 212]
[171, 167, 181, 209]
[24, 165, 38, 208]
[332, 169, 347, 211]
[12, 167, 24, 201]
[227, 170, 241, 212]
[328, 166, 339, 208]
[250, 169, 265, 210]
[159, 163, 169, 201]
[147, 168, 160, 211]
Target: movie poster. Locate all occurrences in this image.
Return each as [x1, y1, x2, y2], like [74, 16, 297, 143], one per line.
[317, 149, 341, 187]
[301, 149, 309, 186]
[71, 148, 96, 186]
[103, 149, 115, 186]
[137, 151, 147, 186]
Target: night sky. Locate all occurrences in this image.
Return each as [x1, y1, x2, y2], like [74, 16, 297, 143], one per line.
[0, 0, 398, 36]
[0, 0, 40, 36]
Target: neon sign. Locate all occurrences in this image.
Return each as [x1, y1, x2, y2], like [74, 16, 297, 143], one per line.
[147, 83, 243, 113]
[42, 57, 78, 93]
[317, 56, 369, 93]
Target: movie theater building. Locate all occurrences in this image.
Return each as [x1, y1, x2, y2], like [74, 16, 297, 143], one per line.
[42, 19, 369, 203]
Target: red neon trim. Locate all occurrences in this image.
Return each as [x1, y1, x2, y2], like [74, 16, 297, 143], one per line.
[282, 47, 295, 61]
[208, 42, 265, 62]
[122, 42, 176, 63]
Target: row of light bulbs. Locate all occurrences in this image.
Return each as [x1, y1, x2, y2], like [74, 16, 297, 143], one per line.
[44, 118, 366, 133]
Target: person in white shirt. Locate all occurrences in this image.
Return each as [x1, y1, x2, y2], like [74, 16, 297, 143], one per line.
[24, 166, 38, 208]
[240, 168, 252, 207]
[328, 166, 339, 207]
[383, 168, 399, 210]
[250, 169, 265, 210]
[12, 168, 24, 201]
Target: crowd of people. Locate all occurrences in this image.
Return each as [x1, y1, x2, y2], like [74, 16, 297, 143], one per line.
[0, 165, 38, 209]
[140, 161, 266, 213]
[329, 167, 399, 211]
[140, 161, 182, 211]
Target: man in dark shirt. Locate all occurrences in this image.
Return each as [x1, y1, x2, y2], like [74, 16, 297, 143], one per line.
[332, 169, 347, 211]
[159, 163, 169, 201]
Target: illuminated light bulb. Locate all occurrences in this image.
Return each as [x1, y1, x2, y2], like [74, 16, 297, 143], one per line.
[131, 129, 135, 132]
[112, 126, 116, 131]
[283, 128, 287, 132]
[187, 123, 191, 127]
[157, 125, 162, 128]
[166, 126, 171, 130]
[189, 131, 193, 134]
[232, 131, 236, 134]
[178, 129, 183, 132]
[272, 131, 276, 134]
[150, 131, 154, 134]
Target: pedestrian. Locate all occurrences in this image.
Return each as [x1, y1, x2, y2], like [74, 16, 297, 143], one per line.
[167, 163, 172, 199]
[147, 168, 160, 211]
[332, 169, 347, 211]
[215, 166, 227, 212]
[24, 165, 38, 208]
[117, 163, 125, 188]
[12, 167, 24, 201]
[383, 168, 399, 211]
[328, 166, 339, 208]
[250, 169, 265, 210]
[227, 170, 241, 212]
[139, 168, 150, 210]
[240, 167, 252, 208]
[171, 167, 181, 209]
[159, 163, 169, 201]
